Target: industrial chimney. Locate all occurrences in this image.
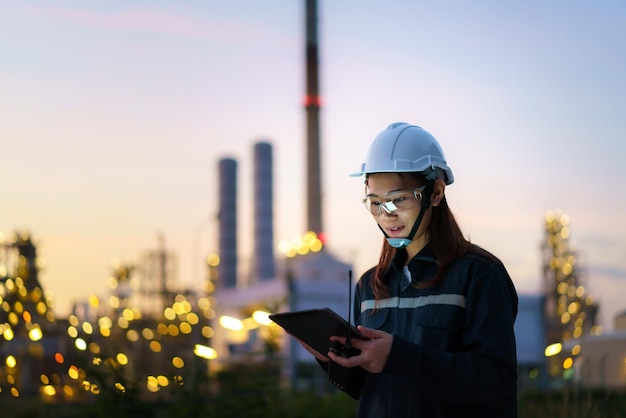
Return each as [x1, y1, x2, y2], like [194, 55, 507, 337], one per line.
[253, 142, 275, 281]
[305, 0, 323, 236]
[218, 158, 237, 288]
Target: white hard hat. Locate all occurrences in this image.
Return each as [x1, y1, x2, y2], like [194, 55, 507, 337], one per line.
[350, 122, 454, 185]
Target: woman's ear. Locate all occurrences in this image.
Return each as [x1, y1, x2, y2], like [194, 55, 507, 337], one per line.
[431, 178, 446, 207]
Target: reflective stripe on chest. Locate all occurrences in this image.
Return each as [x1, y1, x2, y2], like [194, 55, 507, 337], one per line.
[360, 293, 466, 312]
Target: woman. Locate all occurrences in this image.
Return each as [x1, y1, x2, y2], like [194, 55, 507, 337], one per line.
[307, 122, 518, 417]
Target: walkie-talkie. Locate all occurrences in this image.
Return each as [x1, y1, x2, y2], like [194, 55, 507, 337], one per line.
[330, 270, 360, 357]
[328, 270, 365, 400]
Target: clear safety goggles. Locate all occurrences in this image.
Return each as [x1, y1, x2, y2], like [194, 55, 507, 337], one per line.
[362, 186, 425, 216]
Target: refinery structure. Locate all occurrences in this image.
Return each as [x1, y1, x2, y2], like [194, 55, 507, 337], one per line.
[2, 0, 626, 405]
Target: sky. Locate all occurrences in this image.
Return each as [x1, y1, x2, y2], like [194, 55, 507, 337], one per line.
[1, 1, 625, 329]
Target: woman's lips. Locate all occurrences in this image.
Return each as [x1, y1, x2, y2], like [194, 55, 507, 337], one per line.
[386, 225, 404, 236]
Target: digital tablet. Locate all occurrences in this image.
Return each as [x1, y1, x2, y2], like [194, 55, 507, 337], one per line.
[269, 308, 366, 358]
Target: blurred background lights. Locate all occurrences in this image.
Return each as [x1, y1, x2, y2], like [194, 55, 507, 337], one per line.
[219, 315, 243, 331]
[193, 344, 217, 360]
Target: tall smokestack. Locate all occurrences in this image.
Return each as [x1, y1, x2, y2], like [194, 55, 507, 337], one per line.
[253, 142, 275, 281]
[305, 0, 323, 236]
[218, 158, 237, 288]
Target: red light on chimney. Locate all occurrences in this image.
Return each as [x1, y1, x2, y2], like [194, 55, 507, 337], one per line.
[304, 95, 322, 107]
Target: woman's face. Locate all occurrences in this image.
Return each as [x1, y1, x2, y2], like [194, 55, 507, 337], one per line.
[365, 173, 432, 254]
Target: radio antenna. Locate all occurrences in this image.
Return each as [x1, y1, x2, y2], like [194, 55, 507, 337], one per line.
[346, 269, 353, 348]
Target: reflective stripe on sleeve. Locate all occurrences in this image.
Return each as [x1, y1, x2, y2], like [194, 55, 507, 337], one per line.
[360, 294, 466, 312]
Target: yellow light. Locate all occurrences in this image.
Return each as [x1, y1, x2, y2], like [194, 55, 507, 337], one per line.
[310, 238, 323, 252]
[207, 253, 220, 267]
[252, 310, 272, 326]
[562, 263, 573, 275]
[194, 344, 217, 360]
[157, 375, 169, 387]
[168, 324, 180, 336]
[98, 317, 113, 328]
[88, 342, 101, 354]
[179, 322, 192, 334]
[67, 326, 78, 338]
[150, 341, 162, 352]
[3, 327, 14, 341]
[198, 297, 211, 310]
[172, 357, 184, 368]
[107, 276, 118, 289]
[109, 295, 120, 308]
[563, 357, 573, 369]
[173, 302, 184, 315]
[545, 342, 562, 357]
[68, 365, 79, 380]
[69, 315, 79, 327]
[126, 329, 139, 342]
[28, 327, 43, 341]
[6, 355, 17, 368]
[36, 301, 47, 315]
[203, 308, 216, 319]
[303, 230, 317, 243]
[147, 376, 159, 392]
[116, 353, 128, 365]
[219, 315, 243, 331]
[115, 382, 126, 393]
[122, 308, 135, 321]
[42, 385, 56, 397]
[187, 312, 199, 325]
[164, 307, 176, 321]
[157, 323, 168, 335]
[82, 322, 93, 335]
[296, 241, 309, 255]
[89, 295, 99, 307]
[572, 344, 581, 356]
[202, 326, 214, 338]
[142, 328, 154, 340]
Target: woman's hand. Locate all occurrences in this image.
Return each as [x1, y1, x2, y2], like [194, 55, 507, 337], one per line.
[327, 326, 393, 373]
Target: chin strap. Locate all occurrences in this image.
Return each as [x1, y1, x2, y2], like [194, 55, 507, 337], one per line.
[380, 180, 434, 249]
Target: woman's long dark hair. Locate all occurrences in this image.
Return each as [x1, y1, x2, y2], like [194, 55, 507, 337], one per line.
[367, 172, 486, 300]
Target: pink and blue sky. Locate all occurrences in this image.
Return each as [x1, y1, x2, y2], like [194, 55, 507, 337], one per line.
[1, 1, 625, 328]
